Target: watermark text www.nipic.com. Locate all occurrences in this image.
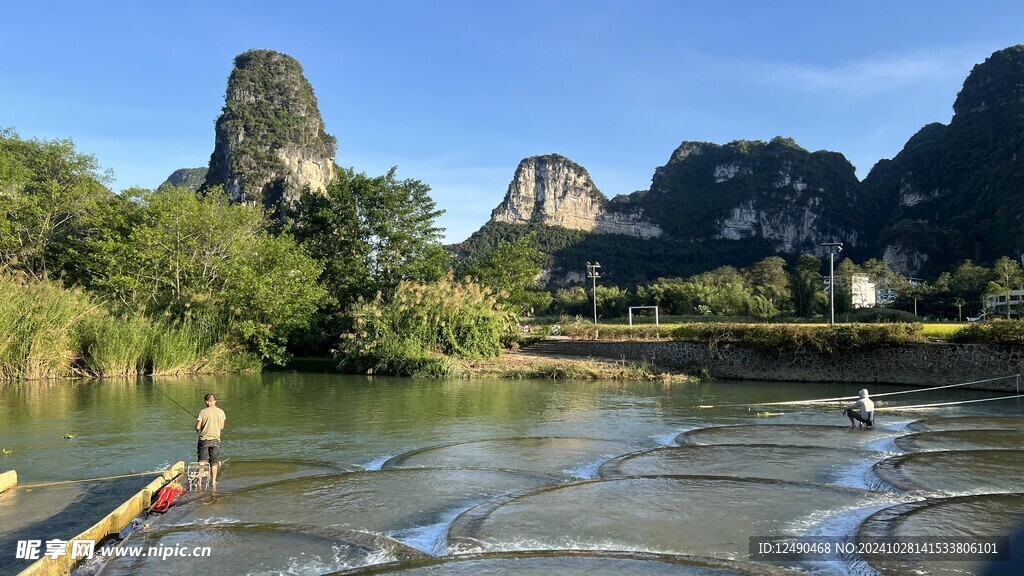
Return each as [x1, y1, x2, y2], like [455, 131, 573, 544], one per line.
[15, 539, 212, 561]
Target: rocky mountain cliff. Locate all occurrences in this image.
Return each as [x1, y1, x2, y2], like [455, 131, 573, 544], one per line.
[865, 45, 1024, 276]
[202, 50, 336, 213]
[491, 154, 661, 239]
[634, 137, 863, 254]
[467, 45, 1024, 281]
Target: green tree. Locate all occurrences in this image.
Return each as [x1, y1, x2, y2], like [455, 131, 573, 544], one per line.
[288, 167, 450, 349]
[948, 260, 992, 314]
[0, 130, 112, 277]
[791, 254, 824, 318]
[594, 285, 630, 318]
[743, 256, 791, 312]
[833, 258, 862, 314]
[91, 186, 325, 364]
[352, 168, 449, 294]
[552, 286, 590, 316]
[461, 233, 552, 315]
[990, 256, 1024, 318]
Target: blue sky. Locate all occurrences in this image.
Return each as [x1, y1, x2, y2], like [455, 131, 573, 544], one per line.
[3, 1, 1022, 242]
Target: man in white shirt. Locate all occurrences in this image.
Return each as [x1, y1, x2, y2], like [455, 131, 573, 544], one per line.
[843, 389, 874, 429]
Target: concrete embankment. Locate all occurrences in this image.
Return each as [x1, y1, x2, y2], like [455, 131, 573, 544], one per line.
[526, 340, 1023, 390]
[0, 470, 15, 494]
[19, 462, 184, 576]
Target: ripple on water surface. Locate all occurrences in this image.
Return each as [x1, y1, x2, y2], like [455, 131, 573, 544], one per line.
[599, 444, 873, 486]
[895, 429, 1024, 452]
[873, 450, 1024, 494]
[448, 476, 892, 563]
[677, 424, 891, 450]
[858, 493, 1024, 576]
[173, 469, 557, 542]
[382, 437, 645, 479]
[907, 416, 1024, 432]
[325, 550, 806, 576]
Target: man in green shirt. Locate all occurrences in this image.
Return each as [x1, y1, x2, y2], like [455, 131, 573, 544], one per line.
[195, 393, 226, 487]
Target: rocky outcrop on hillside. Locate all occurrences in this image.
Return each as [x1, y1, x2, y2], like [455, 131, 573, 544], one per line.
[159, 167, 207, 191]
[491, 154, 662, 239]
[638, 137, 864, 255]
[203, 49, 336, 213]
[485, 139, 863, 254]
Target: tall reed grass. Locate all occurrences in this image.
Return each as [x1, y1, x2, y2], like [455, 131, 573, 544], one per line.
[336, 275, 517, 377]
[0, 274, 260, 380]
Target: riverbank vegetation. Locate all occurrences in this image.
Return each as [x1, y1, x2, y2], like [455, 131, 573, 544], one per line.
[6, 129, 1024, 381]
[0, 274, 260, 380]
[461, 353, 689, 381]
[334, 275, 516, 377]
[0, 130, 319, 379]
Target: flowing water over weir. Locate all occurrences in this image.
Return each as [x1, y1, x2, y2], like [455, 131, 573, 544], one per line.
[0, 375, 1022, 575]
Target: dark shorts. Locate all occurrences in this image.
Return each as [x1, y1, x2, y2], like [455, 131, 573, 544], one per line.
[197, 439, 220, 465]
[844, 409, 874, 426]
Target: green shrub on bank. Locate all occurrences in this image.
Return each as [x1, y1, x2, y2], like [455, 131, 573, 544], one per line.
[950, 319, 1024, 345]
[335, 275, 516, 377]
[841, 308, 921, 324]
[669, 323, 925, 354]
[562, 322, 669, 340]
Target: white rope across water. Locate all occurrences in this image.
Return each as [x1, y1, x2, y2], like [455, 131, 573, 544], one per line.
[697, 374, 1019, 409]
[875, 394, 1024, 412]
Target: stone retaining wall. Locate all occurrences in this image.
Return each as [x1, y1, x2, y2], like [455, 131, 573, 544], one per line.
[545, 340, 1024, 390]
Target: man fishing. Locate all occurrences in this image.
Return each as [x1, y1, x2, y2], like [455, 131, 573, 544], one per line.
[195, 393, 226, 487]
[842, 389, 874, 429]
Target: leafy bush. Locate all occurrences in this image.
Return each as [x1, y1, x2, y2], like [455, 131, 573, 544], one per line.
[841, 308, 921, 323]
[950, 319, 1024, 345]
[335, 275, 517, 377]
[562, 322, 668, 340]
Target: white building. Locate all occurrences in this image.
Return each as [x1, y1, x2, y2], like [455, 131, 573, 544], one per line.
[985, 289, 1024, 318]
[851, 274, 876, 309]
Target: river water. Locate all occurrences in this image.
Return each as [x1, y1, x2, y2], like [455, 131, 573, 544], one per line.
[0, 373, 1022, 575]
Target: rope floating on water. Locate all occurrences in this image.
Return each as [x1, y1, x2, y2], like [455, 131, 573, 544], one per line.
[17, 469, 175, 489]
[875, 394, 1024, 412]
[697, 374, 1019, 409]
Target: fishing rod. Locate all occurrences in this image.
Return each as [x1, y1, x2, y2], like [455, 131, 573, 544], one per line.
[698, 374, 1019, 409]
[152, 382, 198, 419]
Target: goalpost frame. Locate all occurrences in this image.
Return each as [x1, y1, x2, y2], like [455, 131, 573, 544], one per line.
[628, 306, 660, 327]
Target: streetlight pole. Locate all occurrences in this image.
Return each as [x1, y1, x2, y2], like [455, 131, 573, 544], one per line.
[586, 262, 601, 324]
[820, 242, 843, 325]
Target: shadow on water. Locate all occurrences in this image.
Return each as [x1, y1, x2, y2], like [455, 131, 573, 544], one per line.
[0, 476, 154, 574]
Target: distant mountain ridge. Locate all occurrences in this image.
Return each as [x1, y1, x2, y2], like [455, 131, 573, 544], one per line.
[460, 44, 1024, 282]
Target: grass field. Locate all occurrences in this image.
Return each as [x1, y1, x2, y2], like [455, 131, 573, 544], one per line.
[921, 323, 967, 339]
